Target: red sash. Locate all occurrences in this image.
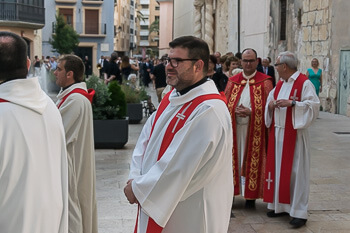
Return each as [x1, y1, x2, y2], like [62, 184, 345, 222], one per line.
[134, 91, 226, 233]
[57, 88, 95, 109]
[0, 98, 9, 103]
[224, 72, 271, 198]
[263, 74, 308, 204]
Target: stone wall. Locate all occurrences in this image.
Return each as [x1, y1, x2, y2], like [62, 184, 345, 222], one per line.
[300, 0, 335, 112]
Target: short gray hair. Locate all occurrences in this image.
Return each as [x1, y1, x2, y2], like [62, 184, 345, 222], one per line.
[278, 51, 298, 70]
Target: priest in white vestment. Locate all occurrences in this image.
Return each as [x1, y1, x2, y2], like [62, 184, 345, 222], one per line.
[0, 31, 68, 233]
[55, 55, 98, 233]
[124, 36, 233, 233]
[264, 51, 320, 228]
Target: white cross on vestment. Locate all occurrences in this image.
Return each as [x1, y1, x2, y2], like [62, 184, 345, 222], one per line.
[172, 102, 193, 133]
[266, 172, 273, 190]
[290, 89, 299, 101]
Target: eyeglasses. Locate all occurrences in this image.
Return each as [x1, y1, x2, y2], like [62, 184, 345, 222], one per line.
[274, 63, 284, 67]
[165, 57, 199, 68]
[242, 59, 256, 63]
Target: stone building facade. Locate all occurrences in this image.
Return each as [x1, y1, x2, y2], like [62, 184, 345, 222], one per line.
[173, 0, 350, 116]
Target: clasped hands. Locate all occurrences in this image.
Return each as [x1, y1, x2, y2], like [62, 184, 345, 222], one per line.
[124, 179, 138, 204]
[235, 104, 251, 118]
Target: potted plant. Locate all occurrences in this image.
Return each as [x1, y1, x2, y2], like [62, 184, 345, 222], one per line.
[86, 75, 128, 149]
[121, 80, 148, 124]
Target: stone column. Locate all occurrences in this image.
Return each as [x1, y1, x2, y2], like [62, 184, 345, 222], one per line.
[205, 0, 214, 54]
[194, 0, 204, 39]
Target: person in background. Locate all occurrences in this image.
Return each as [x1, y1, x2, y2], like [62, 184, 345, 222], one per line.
[50, 56, 57, 71]
[84, 55, 92, 79]
[104, 52, 122, 84]
[151, 55, 167, 102]
[264, 51, 320, 228]
[258, 57, 276, 87]
[120, 56, 139, 81]
[306, 58, 322, 96]
[224, 56, 242, 78]
[207, 54, 228, 92]
[0, 31, 68, 233]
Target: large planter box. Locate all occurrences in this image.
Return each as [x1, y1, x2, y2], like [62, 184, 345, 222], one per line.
[93, 119, 129, 149]
[127, 103, 143, 124]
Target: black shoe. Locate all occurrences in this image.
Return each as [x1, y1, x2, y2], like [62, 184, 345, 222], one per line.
[245, 199, 256, 208]
[289, 218, 307, 228]
[266, 210, 289, 217]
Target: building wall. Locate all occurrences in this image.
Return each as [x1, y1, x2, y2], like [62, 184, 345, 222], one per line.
[173, 0, 194, 37]
[158, 0, 173, 57]
[42, 0, 114, 75]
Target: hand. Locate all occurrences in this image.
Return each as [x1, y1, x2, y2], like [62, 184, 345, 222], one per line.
[124, 179, 138, 204]
[235, 104, 251, 117]
[274, 99, 293, 108]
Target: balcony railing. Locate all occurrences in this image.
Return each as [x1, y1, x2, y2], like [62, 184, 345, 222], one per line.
[0, 2, 45, 25]
[52, 22, 107, 35]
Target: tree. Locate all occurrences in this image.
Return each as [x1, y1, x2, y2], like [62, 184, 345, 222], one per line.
[136, 10, 146, 23]
[50, 13, 79, 54]
[149, 19, 159, 35]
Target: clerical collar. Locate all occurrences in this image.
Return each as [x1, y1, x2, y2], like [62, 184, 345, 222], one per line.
[62, 83, 77, 91]
[242, 70, 257, 80]
[177, 77, 209, 95]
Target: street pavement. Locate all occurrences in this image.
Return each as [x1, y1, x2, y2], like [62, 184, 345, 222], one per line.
[96, 87, 350, 233]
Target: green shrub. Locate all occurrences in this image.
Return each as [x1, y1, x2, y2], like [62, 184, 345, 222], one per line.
[121, 82, 148, 103]
[107, 81, 127, 119]
[86, 75, 126, 120]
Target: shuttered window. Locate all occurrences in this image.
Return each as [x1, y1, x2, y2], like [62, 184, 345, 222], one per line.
[85, 9, 99, 34]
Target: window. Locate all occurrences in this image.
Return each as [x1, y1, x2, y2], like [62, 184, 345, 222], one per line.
[141, 25, 148, 30]
[155, 6, 159, 10]
[59, 8, 73, 26]
[155, 16, 159, 21]
[280, 0, 287, 41]
[85, 9, 99, 34]
[141, 4, 148, 9]
[130, 28, 134, 34]
[130, 14, 134, 20]
[140, 36, 148, 40]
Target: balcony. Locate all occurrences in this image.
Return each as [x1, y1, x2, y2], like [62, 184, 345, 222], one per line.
[0, 2, 45, 29]
[82, 0, 103, 5]
[52, 22, 107, 37]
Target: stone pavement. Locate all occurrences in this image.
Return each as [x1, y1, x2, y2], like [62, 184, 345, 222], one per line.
[96, 87, 350, 233]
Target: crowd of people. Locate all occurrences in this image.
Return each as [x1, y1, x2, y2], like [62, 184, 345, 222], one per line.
[1, 31, 322, 233]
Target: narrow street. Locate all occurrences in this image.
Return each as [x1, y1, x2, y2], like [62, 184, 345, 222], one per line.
[97, 88, 350, 233]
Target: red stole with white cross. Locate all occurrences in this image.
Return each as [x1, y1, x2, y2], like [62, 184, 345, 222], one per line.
[134, 91, 226, 233]
[263, 74, 308, 204]
[57, 88, 95, 109]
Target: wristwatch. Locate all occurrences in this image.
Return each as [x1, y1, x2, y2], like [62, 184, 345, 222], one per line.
[291, 100, 296, 107]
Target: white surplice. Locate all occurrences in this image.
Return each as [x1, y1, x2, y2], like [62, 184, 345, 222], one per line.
[0, 77, 68, 233]
[56, 83, 98, 233]
[236, 71, 255, 196]
[129, 80, 233, 233]
[264, 71, 320, 219]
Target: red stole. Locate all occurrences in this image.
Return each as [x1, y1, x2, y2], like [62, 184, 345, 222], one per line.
[0, 98, 9, 103]
[224, 72, 270, 198]
[263, 74, 308, 204]
[134, 91, 226, 233]
[57, 88, 95, 109]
